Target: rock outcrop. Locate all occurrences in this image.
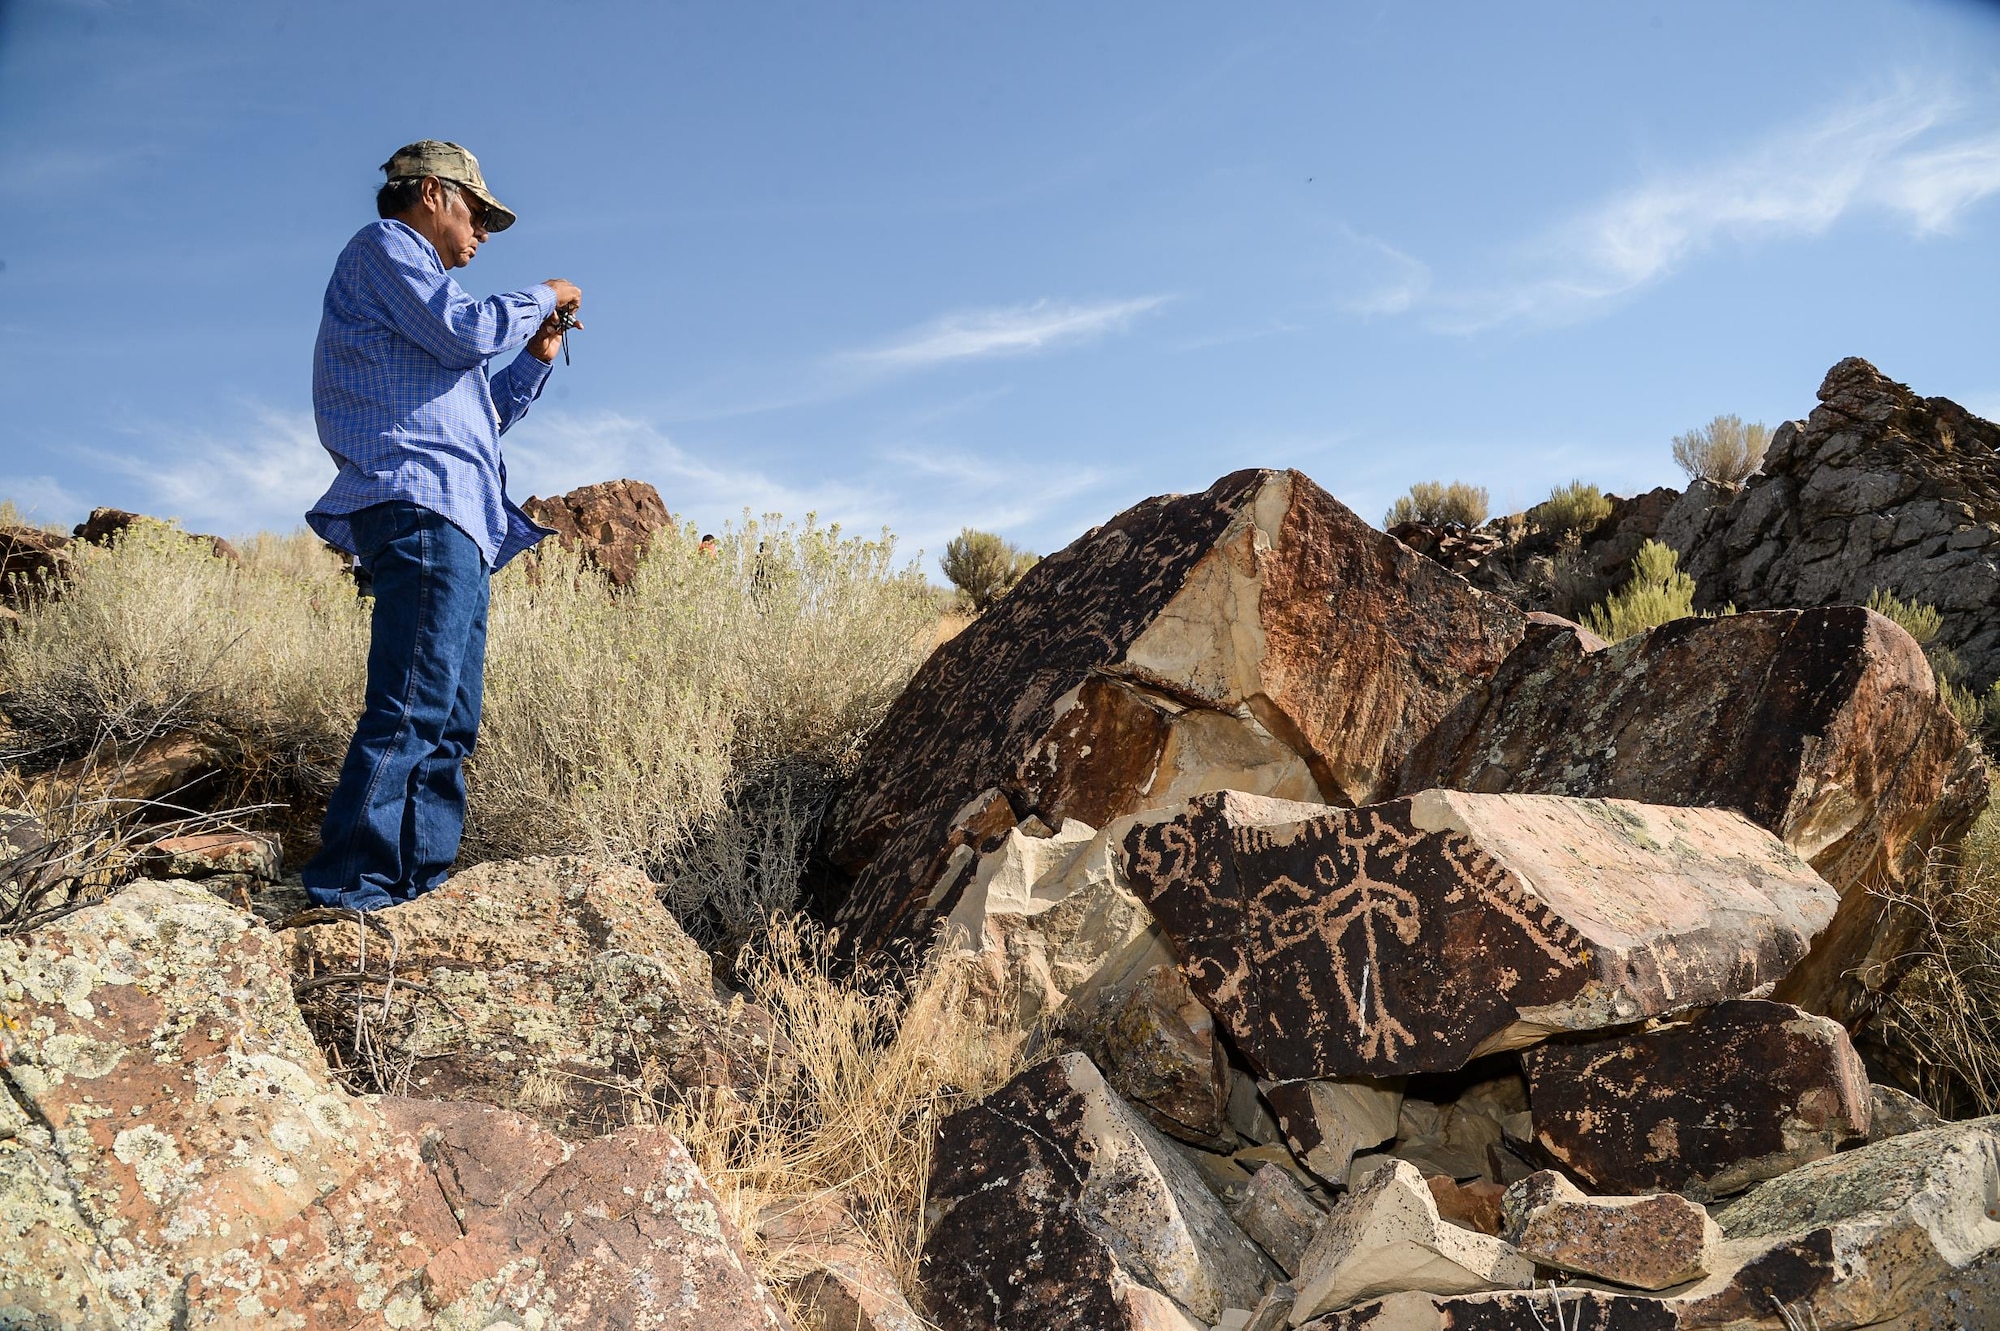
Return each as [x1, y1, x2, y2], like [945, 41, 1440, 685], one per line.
[1670, 357, 2000, 686]
[1524, 1000, 1872, 1201]
[1125, 788, 1835, 1077]
[290, 856, 775, 1137]
[923, 1052, 1271, 1330]
[1401, 608, 1986, 1027]
[0, 880, 787, 1330]
[521, 476, 673, 586]
[0, 523, 68, 608]
[821, 468, 1527, 957]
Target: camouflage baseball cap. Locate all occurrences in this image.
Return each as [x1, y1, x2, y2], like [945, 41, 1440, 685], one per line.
[379, 140, 518, 232]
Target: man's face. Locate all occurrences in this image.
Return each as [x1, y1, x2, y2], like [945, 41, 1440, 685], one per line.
[429, 181, 491, 269]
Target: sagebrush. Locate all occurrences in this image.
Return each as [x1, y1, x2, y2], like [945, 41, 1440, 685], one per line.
[1671, 413, 1770, 485]
[940, 528, 1037, 613]
[0, 511, 939, 940]
[1529, 479, 1613, 539]
[1584, 539, 1709, 642]
[1384, 479, 1488, 529]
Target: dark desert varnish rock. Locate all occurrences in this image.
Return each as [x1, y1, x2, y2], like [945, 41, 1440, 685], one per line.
[520, 476, 672, 586]
[820, 468, 1527, 958]
[1523, 999, 1871, 1201]
[922, 1052, 1270, 1330]
[1123, 789, 1836, 1079]
[1398, 607, 1986, 1029]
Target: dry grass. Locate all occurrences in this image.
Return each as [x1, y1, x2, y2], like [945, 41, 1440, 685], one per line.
[1877, 791, 2000, 1117]
[655, 919, 1023, 1317]
[0, 521, 368, 789]
[0, 509, 937, 937]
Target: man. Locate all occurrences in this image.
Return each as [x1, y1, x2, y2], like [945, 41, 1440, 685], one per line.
[302, 140, 582, 912]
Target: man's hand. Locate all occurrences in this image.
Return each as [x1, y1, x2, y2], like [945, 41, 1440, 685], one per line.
[529, 280, 583, 364]
[544, 279, 582, 313]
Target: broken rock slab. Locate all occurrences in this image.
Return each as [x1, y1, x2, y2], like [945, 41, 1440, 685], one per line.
[1501, 1170, 1718, 1291]
[822, 467, 1527, 958]
[1262, 1077, 1403, 1181]
[1525, 999, 1871, 1201]
[1290, 1158, 1534, 1321]
[289, 855, 776, 1137]
[923, 1051, 1271, 1330]
[1230, 1163, 1323, 1277]
[1399, 606, 1987, 1029]
[1046, 947, 1232, 1147]
[1125, 788, 1835, 1078]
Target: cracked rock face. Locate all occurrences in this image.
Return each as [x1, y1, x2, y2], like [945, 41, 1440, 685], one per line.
[821, 468, 1526, 958]
[1399, 606, 1986, 1030]
[1524, 1000, 1871, 1201]
[922, 1051, 1271, 1330]
[0, 880, 789, 1331]
[1124, 789, 1835, 1078]
[1672, 357, 2000, 689]
[289, 855, 776, 1138]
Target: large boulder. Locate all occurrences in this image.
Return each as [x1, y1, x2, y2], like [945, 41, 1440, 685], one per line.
[1124, 788, 1834, 1077]
[0, 523, 69, 607]
[0, 880, 787, 1330]
[1670, 357, 2000, 687]
[923, 1052, 1272, 1330]
[821, 468, 1527, 957]
[1523, 1000, 1871, 1201]
[289, 855, 776, 1138]
[520, 476, 673, 586]
[1400, 607, 1986, 1028]
[72, 506, 240, 564]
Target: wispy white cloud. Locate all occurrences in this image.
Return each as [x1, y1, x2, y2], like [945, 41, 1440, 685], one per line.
[1335, 227, 1433, 317]
[840, 296, 1170, 371]
[1413, 83, 2000, 333]
[81, 407, 329, 536]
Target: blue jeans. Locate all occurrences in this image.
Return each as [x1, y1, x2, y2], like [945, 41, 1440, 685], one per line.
[303, 502, 490, 911]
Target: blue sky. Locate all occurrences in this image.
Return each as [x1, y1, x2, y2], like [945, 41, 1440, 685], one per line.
[5, 1, 2000, 574]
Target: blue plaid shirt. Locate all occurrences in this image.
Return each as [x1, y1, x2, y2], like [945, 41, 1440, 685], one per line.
[307, 219, 558, 569]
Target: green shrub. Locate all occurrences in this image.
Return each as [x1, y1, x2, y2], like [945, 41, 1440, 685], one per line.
[941, 529, 1037, 612]
[1867, 587, 1945, 647]
[1583, 540, 1701, 642]
[1384, 480, 1489, 530]
[1529, 480, 1614, 540]
[1671, 414, 1770, 485]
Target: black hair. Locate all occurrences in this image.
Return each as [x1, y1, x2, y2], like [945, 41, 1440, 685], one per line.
[376, 177, 429, 219]
[377, 176, 468, 220]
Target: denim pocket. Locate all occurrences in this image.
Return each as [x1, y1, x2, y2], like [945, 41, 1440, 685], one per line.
[349, 501, 427, 561]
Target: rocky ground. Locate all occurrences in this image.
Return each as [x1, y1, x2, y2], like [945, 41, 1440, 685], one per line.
[8, 359, 2000, 1328]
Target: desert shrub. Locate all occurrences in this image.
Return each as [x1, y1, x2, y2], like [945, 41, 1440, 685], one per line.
[1583, 539, 1705, 642]
[1529, 480, 1613, 540]
[1671, 413, 1770, 485]
[661, 918, 1022, 1310]
[941, 528, 1037, 612]
[0, 509, 938, 939]
[1877, 792, 2000, 1116]
[0, 520, 369, 789]
[467, 517, 938, 937]
[1384, 480, 1489, 529]
[1866, 587, 1944, 647]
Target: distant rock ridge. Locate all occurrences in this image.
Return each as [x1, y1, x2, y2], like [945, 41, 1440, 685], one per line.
[1394, 356, 2000, 688]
